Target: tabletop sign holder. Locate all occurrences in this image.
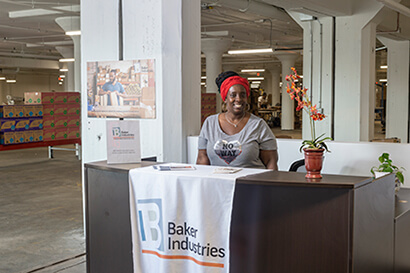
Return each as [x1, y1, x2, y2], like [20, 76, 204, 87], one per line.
[106, 119, 141, 164]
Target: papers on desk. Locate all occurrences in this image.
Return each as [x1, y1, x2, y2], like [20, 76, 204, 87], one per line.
[213, 167, 242, 174]
[153, 165, 196, 171]
[153, 165, 242, 174]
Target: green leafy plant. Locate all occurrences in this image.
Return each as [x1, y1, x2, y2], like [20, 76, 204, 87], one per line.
[370, 153, 405, 184]
[299, 133, 332, 153]
[286, 67, 332, 152]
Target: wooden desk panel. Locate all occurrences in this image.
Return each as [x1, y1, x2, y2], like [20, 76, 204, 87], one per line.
[84, 163, 395, 273]
[233, 171, 395, 273]
[394, 188, 410, 273]
[231, 184, 351, 273]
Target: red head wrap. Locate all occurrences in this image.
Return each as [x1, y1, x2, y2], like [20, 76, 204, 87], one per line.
[220, 76, 250, 101]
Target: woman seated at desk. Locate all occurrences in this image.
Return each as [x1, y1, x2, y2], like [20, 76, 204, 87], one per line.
[196, 71, 278, 170]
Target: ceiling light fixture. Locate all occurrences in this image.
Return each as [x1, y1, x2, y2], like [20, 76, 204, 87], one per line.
[0, 77, 6, 80]
[59, 68, 69, 72]
[9, 9, 61, 18]
[241, 69, 265, 73]
[379, 79, 388, 82]
[380, 65, 388, 69]
[59, 58, 75, 62]
[228, 48, 273, 55]
[231, 18, 275, 56]
[201, 76, 206, 79]
[252, 81, 262, 84]
[66, 30, 81, 36]
[248, 77, 264, 80]
[59, 75, 66, 78]
[6, 80, 16, 83]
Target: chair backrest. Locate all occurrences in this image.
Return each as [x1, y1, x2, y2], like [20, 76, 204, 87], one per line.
[289, 159, 306, 172]
[142, 156, 157, 162]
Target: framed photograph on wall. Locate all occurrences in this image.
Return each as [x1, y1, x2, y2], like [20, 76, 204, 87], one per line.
[87, 59, 156, 119]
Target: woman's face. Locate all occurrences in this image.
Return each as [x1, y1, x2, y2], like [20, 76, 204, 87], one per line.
[225, 84, 247, 115]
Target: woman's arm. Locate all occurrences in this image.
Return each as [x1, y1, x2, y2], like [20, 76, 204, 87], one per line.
[260, 150, 278, 170]
[196, 149, 210, 165]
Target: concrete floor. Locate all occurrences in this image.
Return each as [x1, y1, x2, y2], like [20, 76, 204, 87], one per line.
[0, 145, 85, 273]
[0, 121, 387, 273]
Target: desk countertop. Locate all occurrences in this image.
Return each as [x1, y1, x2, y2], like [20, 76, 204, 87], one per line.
[85, 160, 157, 173]
[85, 161, 378, 189]
[237, 170, 375, 188]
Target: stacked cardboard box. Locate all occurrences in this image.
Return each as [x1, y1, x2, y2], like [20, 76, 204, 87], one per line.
[41, 92, 81, 141]
[0, 105, 43, 145]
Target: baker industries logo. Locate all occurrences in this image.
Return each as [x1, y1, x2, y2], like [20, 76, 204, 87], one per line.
[137, 198, 164, 251]
[112, 127, 121, 137]
[112, 126, 134, 140]
[137, 198, 226, 268]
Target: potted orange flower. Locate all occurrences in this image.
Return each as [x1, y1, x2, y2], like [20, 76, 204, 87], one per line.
[286, 67, 332, 179]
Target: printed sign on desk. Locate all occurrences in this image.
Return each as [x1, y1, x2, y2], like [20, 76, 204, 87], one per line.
[106, 120, 141, 164]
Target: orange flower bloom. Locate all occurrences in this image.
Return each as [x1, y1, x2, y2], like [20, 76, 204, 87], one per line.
[286, 67, 331, 151]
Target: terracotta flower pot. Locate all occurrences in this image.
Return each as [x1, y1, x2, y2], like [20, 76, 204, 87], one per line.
[303, 148, 325, 179]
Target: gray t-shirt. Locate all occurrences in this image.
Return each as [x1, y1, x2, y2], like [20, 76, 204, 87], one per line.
[198, 113, 277, 169]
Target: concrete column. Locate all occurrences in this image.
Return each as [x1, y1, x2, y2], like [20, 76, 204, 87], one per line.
[55, 16, 81, 91]
[261, 70, 271, 102]
[332, 1, 384, 142]
[275, 52, 299, 130]
[378, 37, 410, 143]
[55, 46, 74, 91]
[287, 13, 335, 141]
[202, 38, 232, 112]
[81, 0, 200, 164]
[334, 20, 379, 142]
[266, 65, 281, 107]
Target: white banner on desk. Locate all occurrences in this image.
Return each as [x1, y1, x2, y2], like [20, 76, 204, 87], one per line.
[129, 164, 269, 273]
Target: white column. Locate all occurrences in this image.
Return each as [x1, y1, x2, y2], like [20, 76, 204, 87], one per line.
[275, 52, 299, 130]
[202, 38, 232, 112]
[333, 2, 384, 142]
[266, 65, 281, 107]
[378, 37, 410, 143]
[55, 46, 74, 91]
[262, 70, 272, 102]
[81, 0, 200, 164]
[55, 16, 81, 91]
[288, 13, 335, 141]
[335, 21, 378, 142]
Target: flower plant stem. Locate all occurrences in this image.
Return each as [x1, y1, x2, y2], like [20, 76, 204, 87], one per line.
[304, 107, 315, 145]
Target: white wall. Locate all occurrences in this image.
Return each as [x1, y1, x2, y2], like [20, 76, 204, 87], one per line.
[187, 136, 410, 187]
[0, 73, 64, 104]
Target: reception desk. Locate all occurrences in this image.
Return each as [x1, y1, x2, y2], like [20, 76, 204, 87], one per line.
[84, 161, 400, 273]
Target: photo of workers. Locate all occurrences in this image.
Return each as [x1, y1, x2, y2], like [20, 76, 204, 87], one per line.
[87, 59, 156, 119]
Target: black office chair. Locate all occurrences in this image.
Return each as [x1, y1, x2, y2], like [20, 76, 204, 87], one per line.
[289, 159, 306, 172]
[142, 156, 157, 162]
